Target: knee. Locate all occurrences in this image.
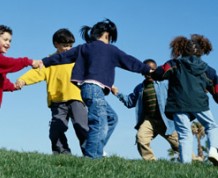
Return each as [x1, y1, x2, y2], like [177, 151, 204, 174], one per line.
[50, 119, 68, 133]
[136, 131, 148, 144]
[112, 113, 118, 126]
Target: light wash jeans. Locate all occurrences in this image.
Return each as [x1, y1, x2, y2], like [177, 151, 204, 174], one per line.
[81, 83, 118, 158]
[173, 110, 218, 163]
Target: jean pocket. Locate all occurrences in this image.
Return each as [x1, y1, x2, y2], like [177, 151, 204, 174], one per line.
[81, 84, 104, 99]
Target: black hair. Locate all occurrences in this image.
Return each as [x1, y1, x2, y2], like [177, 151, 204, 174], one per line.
[80, 18, 117, 43]
[143, 59, 157, 65]
[0, 25, 12, 35]
[52, 28, 75, 46]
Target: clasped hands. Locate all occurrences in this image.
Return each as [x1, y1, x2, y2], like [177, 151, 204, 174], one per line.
[32, 60, 44, 69]
[14, 60, 43, 90]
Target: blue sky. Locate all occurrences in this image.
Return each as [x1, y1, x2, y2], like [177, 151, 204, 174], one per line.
[1, 0, 218, 159]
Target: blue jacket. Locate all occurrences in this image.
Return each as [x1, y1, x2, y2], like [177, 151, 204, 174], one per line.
[116, 80, 175, 135]
[42, 40, 150, 95]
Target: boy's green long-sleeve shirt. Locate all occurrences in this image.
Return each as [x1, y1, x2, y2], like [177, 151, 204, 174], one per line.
[19, 63, 83, 107]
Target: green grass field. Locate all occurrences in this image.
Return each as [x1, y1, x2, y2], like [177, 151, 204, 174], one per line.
[0, 149, 217, 178]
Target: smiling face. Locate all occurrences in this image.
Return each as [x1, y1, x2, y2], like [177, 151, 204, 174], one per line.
[0, 32, 12, 54]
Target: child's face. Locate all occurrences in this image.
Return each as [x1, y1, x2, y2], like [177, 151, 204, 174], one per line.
[0, 32, 12, 54]
[55, 43, 73, 53]
[145, 62, 157, 81]
[98, 32, 109, 44]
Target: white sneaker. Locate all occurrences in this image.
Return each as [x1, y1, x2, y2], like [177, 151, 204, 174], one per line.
[103, 150, 108, 157]
[208, 147, 218, 166]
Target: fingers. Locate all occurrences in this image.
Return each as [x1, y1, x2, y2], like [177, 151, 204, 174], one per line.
[149, 69, 155, 73]
[32, 60, 44, 69]
[111, 85, 119, 95]
[15, 79, 26, 90]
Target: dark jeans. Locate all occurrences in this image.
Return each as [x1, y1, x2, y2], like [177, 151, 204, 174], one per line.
[49, 100, 88, 154]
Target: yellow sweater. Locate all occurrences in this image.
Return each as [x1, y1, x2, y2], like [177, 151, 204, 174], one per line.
[19, 63, 82, 107]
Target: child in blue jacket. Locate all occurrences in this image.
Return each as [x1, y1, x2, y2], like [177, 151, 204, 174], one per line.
[112, 59, 179, 160]
[152, 34, 218, 165]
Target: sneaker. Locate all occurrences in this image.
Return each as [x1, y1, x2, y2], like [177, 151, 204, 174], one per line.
[61, 148, 72, 155]
[208, 147, 218, 166]
[52, 150, 60, 155]
[103, 150, 108, 157]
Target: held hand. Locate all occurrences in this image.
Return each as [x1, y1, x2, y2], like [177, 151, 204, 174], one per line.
[149, 69, 155, 73]
[111, 85, 119, 96]
[32, 60, 44, 69]
[15, 79, 26, 89]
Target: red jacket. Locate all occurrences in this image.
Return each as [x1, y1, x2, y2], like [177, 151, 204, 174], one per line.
[0, 54, 33, 106]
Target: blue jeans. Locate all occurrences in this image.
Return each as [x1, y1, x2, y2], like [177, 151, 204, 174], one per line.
[81, 83, 118, 158]
[173, 110, 218, 163]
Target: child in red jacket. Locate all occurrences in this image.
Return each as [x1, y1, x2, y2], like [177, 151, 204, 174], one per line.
[0, 25, 40, 106]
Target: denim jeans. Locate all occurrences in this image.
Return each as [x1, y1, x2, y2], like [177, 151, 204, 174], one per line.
[81, 83, 118, 158]
[173, 110, 218, 163]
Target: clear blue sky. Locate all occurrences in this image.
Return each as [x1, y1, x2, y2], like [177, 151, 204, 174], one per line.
[1, 0, 218, 159]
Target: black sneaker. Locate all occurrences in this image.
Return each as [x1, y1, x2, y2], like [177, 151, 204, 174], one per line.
[61, 148, 72, 155]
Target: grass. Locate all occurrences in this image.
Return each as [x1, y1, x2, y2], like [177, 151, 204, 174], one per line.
[0, 149, 217, 178]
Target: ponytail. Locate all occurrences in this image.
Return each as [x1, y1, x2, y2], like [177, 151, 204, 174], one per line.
[80, 26, 92, 43]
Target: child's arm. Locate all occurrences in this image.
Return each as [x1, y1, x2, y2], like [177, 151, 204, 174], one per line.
[0, 55, 37, 73]
[113, 47, 151, 75]
[205, 66, 218, 103]
[42, 46, 79, 67]
[111, 85, 140, 108]
[16, 67, 47, 88]
[2, 75, 16, 92]
[151, 59, 177, 80]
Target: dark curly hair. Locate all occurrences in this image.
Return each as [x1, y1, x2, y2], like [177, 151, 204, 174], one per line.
[80, 18, 117, 43]
[170, 34, 212, 58]
[0, 25, 12, 36]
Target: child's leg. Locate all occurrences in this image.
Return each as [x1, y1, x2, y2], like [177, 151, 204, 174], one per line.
[155, 118, 179, 153]
[68, 100, 89, 155]
[81, 83, 108, 158]
[49, 103, 70, 154]
[173, 113, 193, 163]
[163, 131, 179, 153]
[194, 110, 218, 165]
[136, 120, 157, 160]
[103, 101, 118, 146]
[194, 110, 218, 149]
[57, 133, 71, 154]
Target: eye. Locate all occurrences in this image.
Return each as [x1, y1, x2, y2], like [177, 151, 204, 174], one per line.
[62, 43, 72, 47]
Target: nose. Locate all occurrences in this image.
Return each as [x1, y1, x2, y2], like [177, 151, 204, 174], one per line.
[6, 41, 11, 47]
[65, 47, 71, 51]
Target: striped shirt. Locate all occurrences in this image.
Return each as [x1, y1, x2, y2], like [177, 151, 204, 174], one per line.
[142, 80, 159, 118]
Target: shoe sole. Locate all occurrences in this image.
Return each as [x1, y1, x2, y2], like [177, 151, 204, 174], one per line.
[208, 156, 218, 166]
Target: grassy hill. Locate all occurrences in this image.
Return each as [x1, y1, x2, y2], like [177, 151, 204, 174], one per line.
[0, 149, 217, 178]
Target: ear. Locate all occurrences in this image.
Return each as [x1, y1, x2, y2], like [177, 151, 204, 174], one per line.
[53, 42, 58, 48]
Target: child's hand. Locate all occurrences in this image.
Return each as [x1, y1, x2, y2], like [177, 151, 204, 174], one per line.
[149, 69, 155, 73]
[111, 85, 119, 95]
[15, 79, 26, 89]
[32, 60, 44, 69]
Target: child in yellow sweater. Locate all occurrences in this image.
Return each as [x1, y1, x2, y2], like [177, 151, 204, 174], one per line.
[16, 29, 88, 155]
